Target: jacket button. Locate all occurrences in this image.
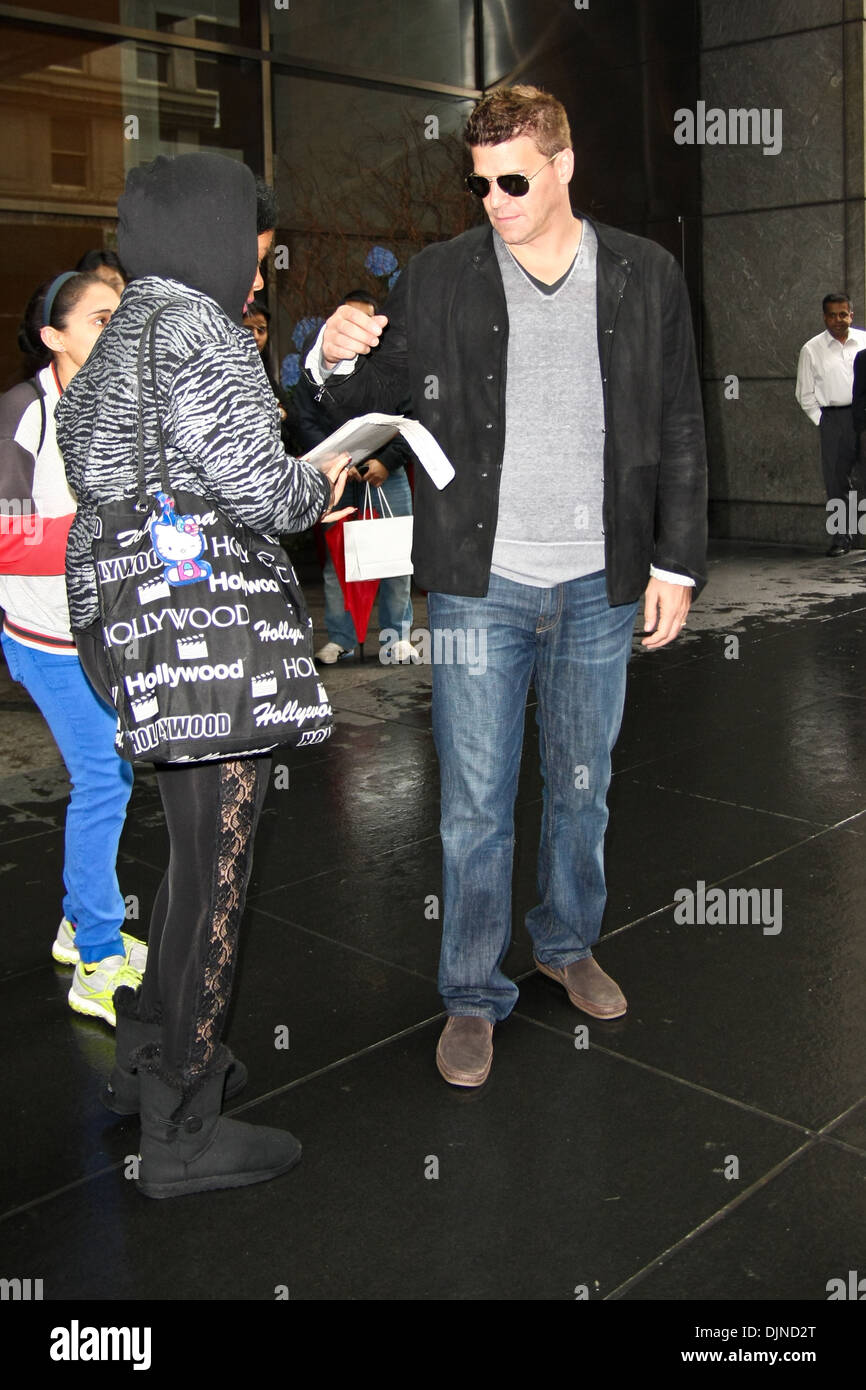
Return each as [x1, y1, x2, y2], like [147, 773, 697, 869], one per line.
[476, 522, 483, 529]
[485, 373, 493, 381]
[492, 324, 500, 332]
[480, 471, 488, 478]
[485, 422, 493, 429]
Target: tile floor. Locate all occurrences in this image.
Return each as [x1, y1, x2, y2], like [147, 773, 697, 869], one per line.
[1, 542, 864, 1340]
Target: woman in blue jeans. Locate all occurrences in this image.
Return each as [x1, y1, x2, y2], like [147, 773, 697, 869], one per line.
[0, 270, 144, 1024]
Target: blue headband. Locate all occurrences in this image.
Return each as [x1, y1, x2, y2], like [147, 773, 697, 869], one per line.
[42, 271, 78, 328]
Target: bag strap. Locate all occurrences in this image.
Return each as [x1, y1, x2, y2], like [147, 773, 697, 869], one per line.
[362, 479, 394, 518]
[135, 301, 184, 509]
[29, 379, 47, 457]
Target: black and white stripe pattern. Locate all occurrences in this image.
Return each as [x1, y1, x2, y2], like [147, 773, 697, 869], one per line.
[57, 277, 330, 632]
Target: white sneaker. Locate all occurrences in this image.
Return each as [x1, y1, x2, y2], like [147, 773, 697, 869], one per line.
[52, 917, 147, 973]
[388, 639, 421, 664]
[315, 642, 354, 664]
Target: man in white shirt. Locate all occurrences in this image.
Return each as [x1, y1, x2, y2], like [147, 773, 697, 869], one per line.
[796, 293, 866, 555]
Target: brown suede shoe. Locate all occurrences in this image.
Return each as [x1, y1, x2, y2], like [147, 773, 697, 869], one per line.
[534, 955, 627, 1019]
[436, 1016, 494, 1087]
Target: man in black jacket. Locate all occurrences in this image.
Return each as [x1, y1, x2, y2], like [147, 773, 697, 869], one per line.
[309, 86, 707, 1087]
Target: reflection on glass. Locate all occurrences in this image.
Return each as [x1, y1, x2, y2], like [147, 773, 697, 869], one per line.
[270, 0, 476, 89]
[0, 28, 261, 209]
[29, 1, 258, 48]
[272, 76, 480, 350]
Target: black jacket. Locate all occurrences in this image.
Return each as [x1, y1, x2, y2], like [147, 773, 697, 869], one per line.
[317, 217, 707, 604]
[292, 343, 413, 475]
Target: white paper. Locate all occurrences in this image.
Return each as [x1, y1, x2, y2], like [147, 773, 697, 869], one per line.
[302, 412, 455, 490]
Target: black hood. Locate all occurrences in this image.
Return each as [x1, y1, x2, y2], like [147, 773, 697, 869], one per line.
[117, 153, 257, 325]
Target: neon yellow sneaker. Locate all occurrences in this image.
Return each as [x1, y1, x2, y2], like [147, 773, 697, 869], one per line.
[51, 918, 147, 973]
[68, 955, 143, 1027]
[51, 917, 79, 965]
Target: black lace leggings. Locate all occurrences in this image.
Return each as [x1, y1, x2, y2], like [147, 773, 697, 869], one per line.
[142, 756, 271, 1078]
[76, 625, 270, 1081]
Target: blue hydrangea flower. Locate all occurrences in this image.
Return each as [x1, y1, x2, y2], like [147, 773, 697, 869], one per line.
[292, 316, 324, 350]
[388, 268, 401, 289]
[281, 353, 300, 388]
[365, 246, 398, 277]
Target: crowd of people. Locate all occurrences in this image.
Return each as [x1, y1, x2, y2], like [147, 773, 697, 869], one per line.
[0, 85, 708, 1199]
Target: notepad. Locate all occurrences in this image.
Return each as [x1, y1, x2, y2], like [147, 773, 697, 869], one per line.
[302, 413, 455, 490]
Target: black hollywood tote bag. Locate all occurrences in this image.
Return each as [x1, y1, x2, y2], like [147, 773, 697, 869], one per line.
[92, 301, 333, 763]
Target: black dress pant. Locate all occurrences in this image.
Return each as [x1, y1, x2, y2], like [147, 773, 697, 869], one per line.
[819, 405, 859, 509]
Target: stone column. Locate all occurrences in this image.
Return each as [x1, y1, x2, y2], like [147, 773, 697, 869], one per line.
[699, 0, 866, 545]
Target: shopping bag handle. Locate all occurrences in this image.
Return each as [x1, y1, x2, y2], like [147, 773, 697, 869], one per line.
[362, 480, 394, 519]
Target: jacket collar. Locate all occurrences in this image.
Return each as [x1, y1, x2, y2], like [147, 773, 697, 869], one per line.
[468, 210, 633, 271]
[121, 275, 223, 312]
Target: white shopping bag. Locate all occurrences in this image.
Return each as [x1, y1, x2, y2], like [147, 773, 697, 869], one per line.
[343, 484, 414, 582]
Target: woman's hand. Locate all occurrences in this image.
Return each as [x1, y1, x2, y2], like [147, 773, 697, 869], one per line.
[319, 451, 356, 525]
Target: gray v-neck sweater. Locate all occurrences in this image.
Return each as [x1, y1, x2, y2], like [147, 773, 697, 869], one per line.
[490, 221, 605, 588]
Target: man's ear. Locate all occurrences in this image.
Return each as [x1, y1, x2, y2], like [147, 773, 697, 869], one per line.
[557, 148, 575, 184]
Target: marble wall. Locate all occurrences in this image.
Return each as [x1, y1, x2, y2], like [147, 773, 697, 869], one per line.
[699, 0, 866, 543]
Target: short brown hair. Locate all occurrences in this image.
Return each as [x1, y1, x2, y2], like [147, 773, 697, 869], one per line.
[464, 85, 572, 157]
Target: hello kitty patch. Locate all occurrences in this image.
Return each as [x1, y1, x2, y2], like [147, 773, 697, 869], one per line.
[148, 492, 213, 587]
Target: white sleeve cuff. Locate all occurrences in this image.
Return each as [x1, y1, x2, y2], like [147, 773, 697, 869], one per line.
[650, 566, 696, 587]
[304, 324, 357, 385]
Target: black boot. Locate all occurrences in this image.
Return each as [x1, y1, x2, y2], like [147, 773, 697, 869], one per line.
[102, 987, 247, 1116]
[136, 1050, 301, 1199]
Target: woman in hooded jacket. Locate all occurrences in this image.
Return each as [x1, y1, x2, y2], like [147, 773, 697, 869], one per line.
[56, 153, 350, 1199]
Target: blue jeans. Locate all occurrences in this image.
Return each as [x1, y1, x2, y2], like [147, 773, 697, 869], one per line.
[428, 570, 638, 1023]
[323, 469, 413, 649]
[1, 631, 133, 962]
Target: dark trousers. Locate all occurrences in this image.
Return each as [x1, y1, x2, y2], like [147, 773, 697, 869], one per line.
[76, 625, 271, 1081]
[819, 406, 859, 522]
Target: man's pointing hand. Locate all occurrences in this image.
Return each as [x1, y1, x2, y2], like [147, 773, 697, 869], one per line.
[322, 304, 388, 368]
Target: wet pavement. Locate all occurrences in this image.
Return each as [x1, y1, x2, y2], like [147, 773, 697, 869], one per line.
[1, 540, 864, 1320]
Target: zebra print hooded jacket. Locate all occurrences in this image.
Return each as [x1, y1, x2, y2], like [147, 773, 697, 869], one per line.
[56, 275, 331, 632]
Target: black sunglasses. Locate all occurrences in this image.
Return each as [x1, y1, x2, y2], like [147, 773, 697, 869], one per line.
[464, 151, 562, 199]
